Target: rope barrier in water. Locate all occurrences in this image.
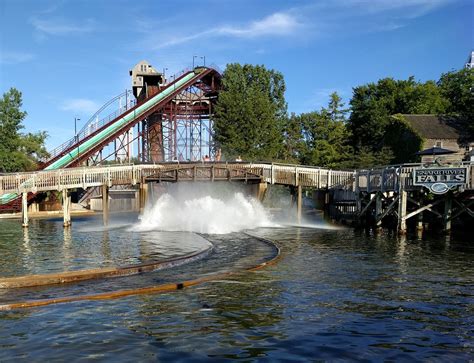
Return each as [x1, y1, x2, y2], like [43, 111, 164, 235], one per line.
[0, 246, 213, 289]
[0, 234, 281, 311]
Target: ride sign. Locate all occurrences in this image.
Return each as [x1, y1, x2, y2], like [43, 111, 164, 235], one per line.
[413, 167, 467, 194]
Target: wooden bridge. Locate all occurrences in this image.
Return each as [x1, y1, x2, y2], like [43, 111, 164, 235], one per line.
[0, 162, 353, 227]
[1, 161, 472, 234]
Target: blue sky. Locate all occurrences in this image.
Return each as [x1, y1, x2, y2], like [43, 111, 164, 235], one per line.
[0, 0, 472, 149]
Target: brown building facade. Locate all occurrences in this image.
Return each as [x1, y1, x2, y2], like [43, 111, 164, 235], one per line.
[401, 114, 473, 163]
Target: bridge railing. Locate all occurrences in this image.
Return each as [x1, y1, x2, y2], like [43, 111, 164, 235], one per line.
[355, 162, 473, 193]
[3, 162, 470, 198]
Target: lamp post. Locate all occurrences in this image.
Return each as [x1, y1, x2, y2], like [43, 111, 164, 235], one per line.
[200, 56, 206, 67]
[74, 117, 81, 158]
[162, 67, 168, 83]
[193, 55, 198, 69]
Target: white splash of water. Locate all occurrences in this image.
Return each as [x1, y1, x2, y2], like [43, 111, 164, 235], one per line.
[133, 192, 275, 234]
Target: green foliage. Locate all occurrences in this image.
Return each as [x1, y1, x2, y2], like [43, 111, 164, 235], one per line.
[349, 146, 394, 169]
[291, 92, 353, 168]
[384, 114, 424, 164]
[214, 63, 471, 168]
[438, 67, 474, 137]
[0, 88, 49, 172]
[348, 77, 448, 153]
[213, 64, 287, 161]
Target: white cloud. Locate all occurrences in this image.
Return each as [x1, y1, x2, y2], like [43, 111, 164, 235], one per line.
[60, 98, 100, 114]
[30, 17, 95, 36]
[218, 12, 301, 38]
[152, 12, 302, 49]
[0, 51, 35, 64]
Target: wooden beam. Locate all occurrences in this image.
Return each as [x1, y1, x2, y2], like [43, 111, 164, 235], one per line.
[403, 199, 443, 221]
[375, 195, 399, 223]
[359, 194, 376, 217]
[450, 199, 474, 221]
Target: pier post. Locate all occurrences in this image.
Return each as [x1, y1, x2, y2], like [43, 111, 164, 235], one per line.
[375, 193, 382, 230]
[397, 190, 407, 234]
[443, 193, 452, 234]
[297, 185, 302, 223]
[62, 189, 71, 227]
[139, 182, 148, 214]
[417, 211, 424, 231]
[102, 184, 109, 226]
[255, 182, 268, 202]
[21, 192, 28, 228]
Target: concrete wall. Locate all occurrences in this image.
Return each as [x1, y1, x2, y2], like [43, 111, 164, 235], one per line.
[90, 191, 139, 212]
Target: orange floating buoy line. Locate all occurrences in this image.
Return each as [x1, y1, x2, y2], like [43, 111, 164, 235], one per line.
[0, 234, 281, 311]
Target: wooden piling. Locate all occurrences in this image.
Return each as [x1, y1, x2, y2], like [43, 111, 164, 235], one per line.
[398, 190, 407, 234]
[443, 193, 452, 234]
[375, 192, 382, 230]
[255, 182, 268, 202]
[62, 189, 71, 227]
[297, 185, 302, 223]
[21, 192, 28, 228]
[102, 184, 109, 226]
[139, 182, 148, 214]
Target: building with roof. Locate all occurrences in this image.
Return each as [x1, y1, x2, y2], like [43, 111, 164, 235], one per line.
[466, 51, 474, 69]
[400, 114, 473, 163]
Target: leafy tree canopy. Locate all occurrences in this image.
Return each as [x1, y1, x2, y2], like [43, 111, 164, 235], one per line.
[438, 67, 474, 138]
[348, 77, 448, 153]
[213, 64, 287, 161]
[0, 88, 49, 172]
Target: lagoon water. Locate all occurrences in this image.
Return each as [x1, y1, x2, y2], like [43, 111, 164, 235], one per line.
[0, 194, 472, 361]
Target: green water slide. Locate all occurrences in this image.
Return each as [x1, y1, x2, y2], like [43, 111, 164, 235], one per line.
[0, 68, 205, 205]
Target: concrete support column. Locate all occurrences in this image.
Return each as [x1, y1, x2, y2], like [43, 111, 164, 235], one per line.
[62, 190, 71, 227]
[443, 193, 452, 234]
[21, 192, 28, 228]
[323, 190, 330, 220]
[297, 185, 303, 223]
[139, 182, 148, 214]
[255, 182, 268, 202]
[397, 190, 407, 234]
[375, 193, 383, 230]
[102, 184, 109, 226]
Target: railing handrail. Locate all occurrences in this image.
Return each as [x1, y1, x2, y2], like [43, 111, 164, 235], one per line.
[44, 91, 136, 162]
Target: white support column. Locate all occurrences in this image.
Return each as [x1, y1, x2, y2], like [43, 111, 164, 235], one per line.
[297, 185, 303, 223]
[63, 189, 71, 227]
[102, 184, 109, 226]
[139, 182, 148, 214]
[375, 192, 383, 230]
[443, 193, 452, 234]
[21, 192, 28, 228]
[398, 190, 407, 234]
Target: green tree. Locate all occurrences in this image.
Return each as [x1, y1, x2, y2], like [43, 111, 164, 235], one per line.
[0, 88, 48, 172]
[213, 64, 287, 161]
[348, 77, 448, 154]
[384, 114, 424, 164]
[299, 92, 352, 168]
[438, 67, 474, 138]
[281, 112, 304, 163]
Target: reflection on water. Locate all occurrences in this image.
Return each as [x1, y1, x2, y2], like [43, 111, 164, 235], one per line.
[0, 217, 472, 361]
[0, 215, 211, 277]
